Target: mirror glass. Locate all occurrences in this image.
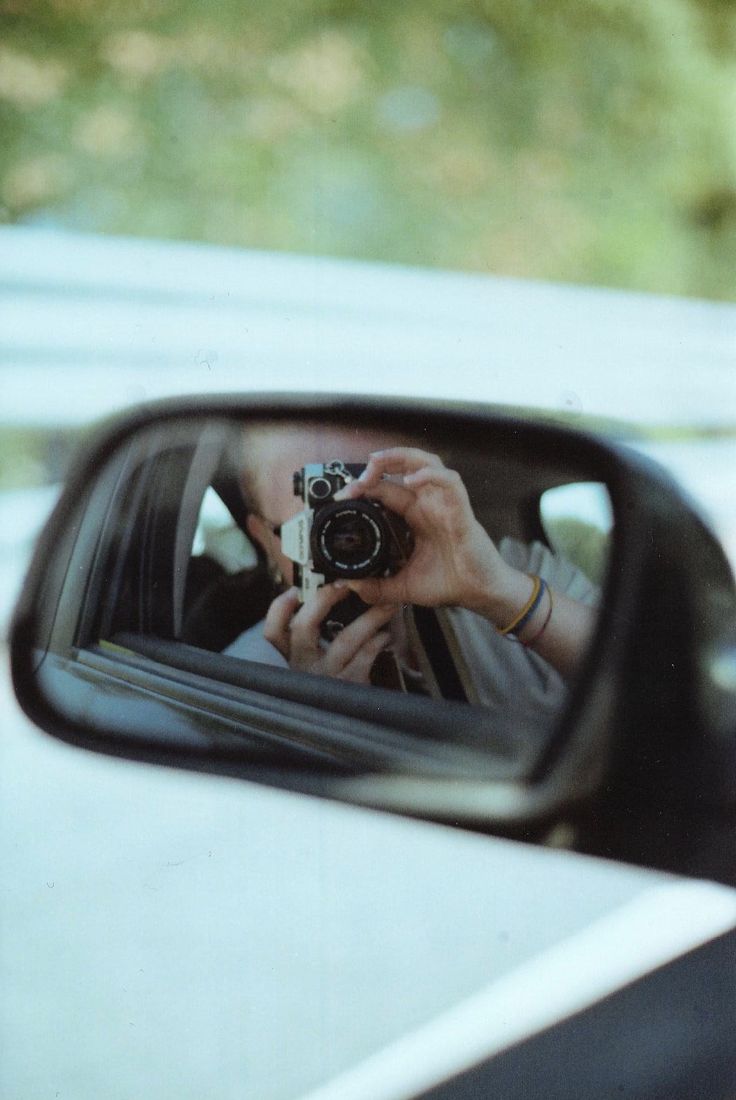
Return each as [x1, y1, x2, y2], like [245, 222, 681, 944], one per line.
[22, 412, 612, 778]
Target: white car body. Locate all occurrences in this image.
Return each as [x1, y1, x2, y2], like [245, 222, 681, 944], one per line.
[1, 228, 735, 1098]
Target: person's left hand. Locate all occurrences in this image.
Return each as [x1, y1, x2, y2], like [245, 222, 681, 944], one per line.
[333, 447, 518, 617]
[263, 584, 396, 683]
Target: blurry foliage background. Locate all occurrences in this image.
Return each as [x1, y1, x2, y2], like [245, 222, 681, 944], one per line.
[1, 0, 735, 300]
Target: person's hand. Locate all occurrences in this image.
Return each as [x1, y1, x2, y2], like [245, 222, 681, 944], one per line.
[332, 447, 522, 619]
[330, 447, 598, 682]
[263, 584, 396, 683]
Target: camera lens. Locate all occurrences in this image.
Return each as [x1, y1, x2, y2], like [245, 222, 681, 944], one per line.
[327, 515, 375, 561]
[314, 503, 385, 577]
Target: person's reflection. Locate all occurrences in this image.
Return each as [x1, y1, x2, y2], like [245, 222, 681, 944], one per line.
[225, 423, 599, 710]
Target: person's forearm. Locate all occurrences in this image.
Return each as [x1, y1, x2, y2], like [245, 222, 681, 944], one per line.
[470, 565, 596, 681]
[518, 586, 596, 680]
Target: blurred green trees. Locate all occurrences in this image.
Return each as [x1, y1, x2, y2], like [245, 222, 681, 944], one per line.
[1, 0, 734, 299]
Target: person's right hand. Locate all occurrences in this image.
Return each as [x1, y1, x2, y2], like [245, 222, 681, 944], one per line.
[332, 447, 510, 616]
[263, 585, 396, 683]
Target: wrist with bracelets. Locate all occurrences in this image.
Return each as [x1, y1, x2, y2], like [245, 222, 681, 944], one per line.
[497, 573, 554, 648]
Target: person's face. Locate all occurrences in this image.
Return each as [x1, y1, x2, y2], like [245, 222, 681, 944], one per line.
[244, 423, 403, 584]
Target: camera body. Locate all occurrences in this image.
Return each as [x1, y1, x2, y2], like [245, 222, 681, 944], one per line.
[279, 460, 413, 635]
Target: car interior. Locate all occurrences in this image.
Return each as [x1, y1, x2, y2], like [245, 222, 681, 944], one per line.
[75, 416, 609, 662]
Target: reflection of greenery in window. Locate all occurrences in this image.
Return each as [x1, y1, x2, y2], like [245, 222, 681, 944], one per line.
[1, 1, 734, 300]
[540, 481, 612, 585]
[543, 517, 609, 588]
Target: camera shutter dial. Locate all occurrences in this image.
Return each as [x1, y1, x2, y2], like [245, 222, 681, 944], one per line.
[308, 476, 334, 502]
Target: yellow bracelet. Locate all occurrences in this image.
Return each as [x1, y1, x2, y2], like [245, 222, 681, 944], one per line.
[497, 574, 541, 636]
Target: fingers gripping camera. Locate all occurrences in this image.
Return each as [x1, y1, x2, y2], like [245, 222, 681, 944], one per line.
[279, 461, 414, 636]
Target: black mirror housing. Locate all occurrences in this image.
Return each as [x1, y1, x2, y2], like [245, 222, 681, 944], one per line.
[10, 393, 736, 883]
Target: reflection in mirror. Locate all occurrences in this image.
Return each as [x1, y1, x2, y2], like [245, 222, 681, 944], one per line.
[26, 412, 612, 772]
[539, 482, 613, 587]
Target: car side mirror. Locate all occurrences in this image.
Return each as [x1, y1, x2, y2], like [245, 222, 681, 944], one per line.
[10, 395, 736, 882]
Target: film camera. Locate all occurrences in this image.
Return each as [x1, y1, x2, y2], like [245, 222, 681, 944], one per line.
[279, 461, 414, 637]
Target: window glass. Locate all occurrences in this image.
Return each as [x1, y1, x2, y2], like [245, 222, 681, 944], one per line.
[540, 482, 613, 586]
[192, 487, 258, 574]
